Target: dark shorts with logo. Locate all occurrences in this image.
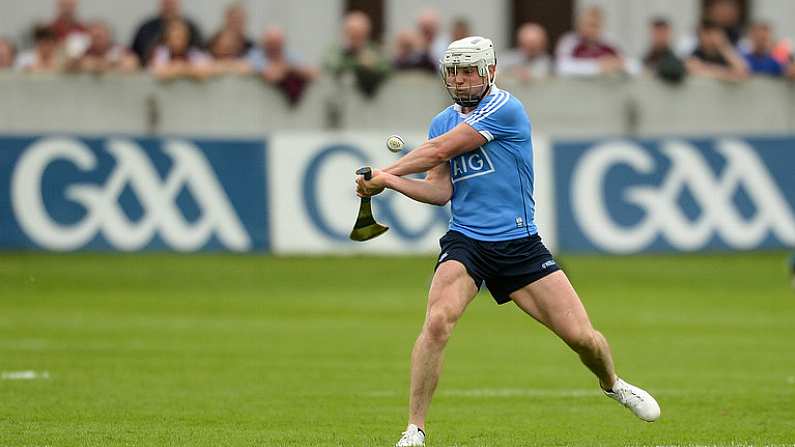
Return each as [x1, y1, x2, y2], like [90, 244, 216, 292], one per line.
[435, 230, 560, 305]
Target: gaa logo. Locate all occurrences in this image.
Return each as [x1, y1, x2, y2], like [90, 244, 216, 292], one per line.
[450, 146, 495, 183]
[11, 137, 251, 251]
[302, 144, 450, 242]
[571, 139, 795, 253]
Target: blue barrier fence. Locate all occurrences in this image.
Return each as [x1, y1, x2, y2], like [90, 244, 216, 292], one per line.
[553, 136, 795, 253]
[2, 133, 793, 253]
[0, 136, 269, 251]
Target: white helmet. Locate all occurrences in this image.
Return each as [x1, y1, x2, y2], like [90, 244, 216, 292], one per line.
[440, 36, 497, 107]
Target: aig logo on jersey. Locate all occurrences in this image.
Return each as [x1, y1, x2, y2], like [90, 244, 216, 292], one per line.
[556, 137, 795, 253]
[450, 146, 495, 183]
[2, 136, 269, 252]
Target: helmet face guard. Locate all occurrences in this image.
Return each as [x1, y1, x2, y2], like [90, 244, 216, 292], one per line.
[440, 63, 493, 108]
[439, 36, 497, 108]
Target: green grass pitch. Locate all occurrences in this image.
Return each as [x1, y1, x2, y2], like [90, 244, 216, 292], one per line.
[0, 252, 793, 446]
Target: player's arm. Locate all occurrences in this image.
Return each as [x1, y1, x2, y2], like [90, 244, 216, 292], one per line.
[381, 123, 486, 177]
[387, 163, 452, 205]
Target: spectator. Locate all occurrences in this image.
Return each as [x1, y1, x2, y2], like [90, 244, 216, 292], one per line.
[16, 25, 62, 72]
[707, 0, 743, 47]
[392, 29, 435, 72]
[392, 29, 419, 69]
[149, 19, 211, 80]
[743, 21, 785, 77]
[131, 0, 203, 64]
[416, 9, 448, 66]
[450, 17, 472, 42]
[217, 2, 253, 54]
[0, 38, 16, 69]
[249, 27, 317, 105]
[66, 20, 139, 73]
[642, 18, 686, 83]
[687, 19, 748, 81]
[325, 11, 390, 97]
[48, 0, 86, 41]
[501, 22, 551, 81]
[208, 29, 252, 75]
[677, 0, 743, 56]
[555, 6, 628, 77]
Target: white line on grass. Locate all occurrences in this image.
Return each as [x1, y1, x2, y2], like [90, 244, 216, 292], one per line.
[1, 370, 50, 380]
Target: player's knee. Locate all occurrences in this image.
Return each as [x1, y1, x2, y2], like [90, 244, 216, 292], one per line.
[565, 327, 599, 355]
[424, 312, 455, 344]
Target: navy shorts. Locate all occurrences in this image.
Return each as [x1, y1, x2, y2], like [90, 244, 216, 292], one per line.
[435, 230, 561, 305]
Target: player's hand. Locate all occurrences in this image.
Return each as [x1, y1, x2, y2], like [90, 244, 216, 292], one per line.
[356, 169, 387, 197]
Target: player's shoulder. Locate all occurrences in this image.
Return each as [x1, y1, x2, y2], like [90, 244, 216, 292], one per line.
[430, 105, 457, 127]
[428, 105, 458, 138]
[486, 87, 524, 113]
[466, 86, 525, 124]
[434, 105, 457, 120]
[504, 91, 528, 119]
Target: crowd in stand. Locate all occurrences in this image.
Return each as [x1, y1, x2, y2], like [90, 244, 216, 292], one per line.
[506, 1, 795, 83]
[1, 0, 794, 105]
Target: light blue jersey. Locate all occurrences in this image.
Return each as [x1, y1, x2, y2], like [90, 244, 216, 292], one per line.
[428, 86, 537, 241]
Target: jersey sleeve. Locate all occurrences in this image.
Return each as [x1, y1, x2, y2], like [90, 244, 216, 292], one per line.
[462, 92, 528, 142]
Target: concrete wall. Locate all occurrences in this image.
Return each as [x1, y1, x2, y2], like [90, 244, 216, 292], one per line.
[0, 73, 153, 134]
[629, 77, 795, 137]
[1, 72, 794, 138]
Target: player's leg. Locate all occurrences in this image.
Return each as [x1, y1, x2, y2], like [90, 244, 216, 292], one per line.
[408, 260, 478, 431]
[397, 231, 484, 446]
[510, 270, 660, 421]
[509, 270, 616, 388]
